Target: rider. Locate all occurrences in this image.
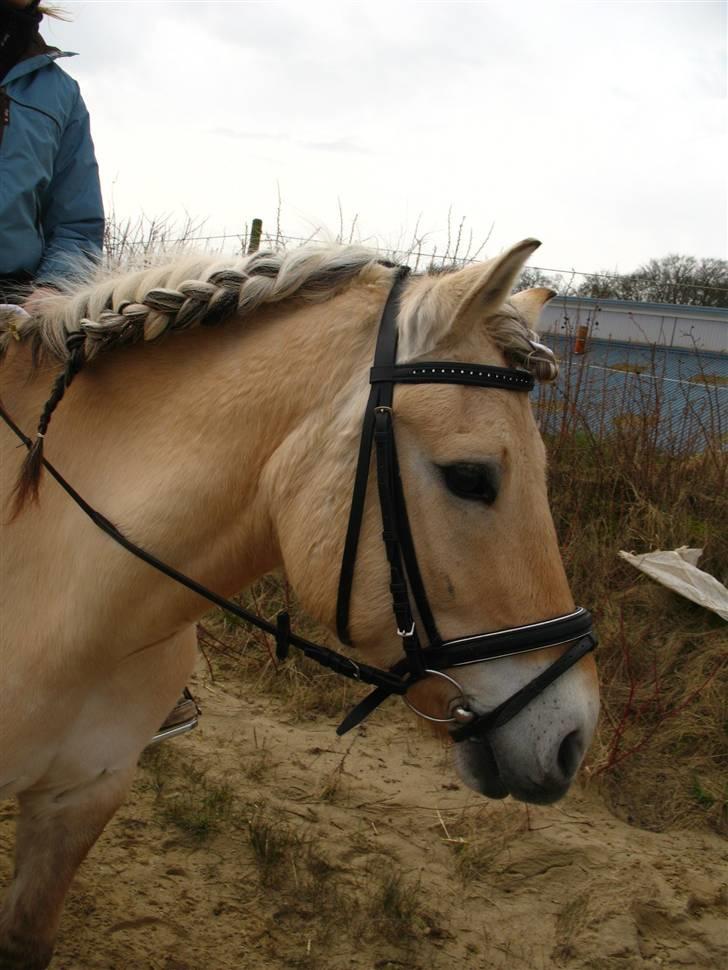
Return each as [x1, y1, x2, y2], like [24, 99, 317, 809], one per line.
[0, 1, 197, 740]
[0, 1, 103, 297]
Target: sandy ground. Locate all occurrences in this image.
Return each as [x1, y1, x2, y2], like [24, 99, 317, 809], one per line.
[1, 660, 726, 970]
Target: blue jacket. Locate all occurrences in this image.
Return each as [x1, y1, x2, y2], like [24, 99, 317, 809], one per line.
[0, 47, 104, 282]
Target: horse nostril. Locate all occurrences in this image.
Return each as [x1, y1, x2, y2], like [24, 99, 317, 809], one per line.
[557, 730, 583, 779]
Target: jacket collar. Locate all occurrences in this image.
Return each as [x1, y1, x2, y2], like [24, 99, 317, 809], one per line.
[3, 47, 75, 85]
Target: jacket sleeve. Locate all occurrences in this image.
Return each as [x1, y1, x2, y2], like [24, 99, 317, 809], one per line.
[36, 86, 105, 283]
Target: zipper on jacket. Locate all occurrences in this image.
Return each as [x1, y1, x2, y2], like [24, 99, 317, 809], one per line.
[0, 88, 8, 150]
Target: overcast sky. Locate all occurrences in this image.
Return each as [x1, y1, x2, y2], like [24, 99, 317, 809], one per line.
[43, 1, 727, 275]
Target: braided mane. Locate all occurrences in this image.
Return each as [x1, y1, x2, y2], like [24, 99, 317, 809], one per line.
[2, 242, 558, 514]
[1, 244, 388, 514]
[0, 245, 385, 364]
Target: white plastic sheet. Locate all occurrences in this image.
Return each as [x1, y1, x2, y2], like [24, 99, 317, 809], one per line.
[619, 546, 728, 622]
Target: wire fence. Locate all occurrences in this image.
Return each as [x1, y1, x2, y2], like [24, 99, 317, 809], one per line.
[101, 213, 727, 454]
[535, 332, 727, 454]
[102, 216, 728, 300]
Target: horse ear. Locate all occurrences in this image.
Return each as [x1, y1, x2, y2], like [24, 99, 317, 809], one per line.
[399, 239, 544, 359]
[451, 239, 542, 332]
[509, 286, 557, 328]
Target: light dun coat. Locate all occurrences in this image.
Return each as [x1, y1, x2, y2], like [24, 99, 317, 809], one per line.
[0, 240, 599, 969]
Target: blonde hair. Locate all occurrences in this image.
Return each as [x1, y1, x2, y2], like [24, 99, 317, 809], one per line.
[1, 246, 384, 362]
[39, 5, 71, 21]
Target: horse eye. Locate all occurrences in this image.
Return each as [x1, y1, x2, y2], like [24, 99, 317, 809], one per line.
[440, 462, 500, 505]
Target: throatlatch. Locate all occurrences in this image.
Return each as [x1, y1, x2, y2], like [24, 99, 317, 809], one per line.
[0, 267, 595, 741]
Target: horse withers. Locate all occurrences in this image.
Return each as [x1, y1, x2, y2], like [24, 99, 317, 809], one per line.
[0, 239, 599, 968]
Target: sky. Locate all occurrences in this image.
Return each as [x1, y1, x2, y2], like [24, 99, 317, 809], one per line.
[42, 0, 728, 276]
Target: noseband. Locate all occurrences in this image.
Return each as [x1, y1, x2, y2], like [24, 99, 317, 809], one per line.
[0, 268, 596, 743]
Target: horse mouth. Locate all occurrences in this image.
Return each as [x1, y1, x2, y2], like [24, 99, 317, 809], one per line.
[454, 732, 576, 805]
[453, 734, 509, 799]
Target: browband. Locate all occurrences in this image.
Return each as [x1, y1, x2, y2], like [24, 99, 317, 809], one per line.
[370, 363, 534, 391]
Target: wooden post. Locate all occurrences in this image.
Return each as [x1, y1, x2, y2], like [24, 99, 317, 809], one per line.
[248, 218, 263, 254]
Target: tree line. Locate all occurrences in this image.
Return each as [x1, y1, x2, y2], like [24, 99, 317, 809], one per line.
[517, 254, 728, 308]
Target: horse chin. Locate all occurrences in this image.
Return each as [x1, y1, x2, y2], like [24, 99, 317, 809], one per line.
[452, 736, 509, 799]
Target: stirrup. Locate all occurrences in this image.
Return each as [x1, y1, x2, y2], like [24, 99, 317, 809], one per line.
[149, 688, 200, 746]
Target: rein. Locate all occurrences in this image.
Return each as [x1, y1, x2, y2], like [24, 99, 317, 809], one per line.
[1, 268, 596, 741]
[0, 404, 408, 699]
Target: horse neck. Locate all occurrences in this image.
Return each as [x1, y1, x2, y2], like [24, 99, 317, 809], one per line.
[44, 282, 384, 601]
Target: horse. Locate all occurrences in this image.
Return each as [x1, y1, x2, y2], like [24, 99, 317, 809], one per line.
[0, 238, 599, 969]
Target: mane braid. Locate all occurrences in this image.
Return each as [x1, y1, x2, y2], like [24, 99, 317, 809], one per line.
[11, 332, 87, 519]
[0, 245, 386, 366]
[2, 242, 558, 515]
[3, 244, 389, 514]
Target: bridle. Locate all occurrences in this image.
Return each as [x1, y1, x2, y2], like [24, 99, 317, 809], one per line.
[0, 267, 596, 742]
[332, 266, 595, 738]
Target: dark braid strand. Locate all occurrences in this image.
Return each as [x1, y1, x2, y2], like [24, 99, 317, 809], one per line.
[12, 332, 87, 516]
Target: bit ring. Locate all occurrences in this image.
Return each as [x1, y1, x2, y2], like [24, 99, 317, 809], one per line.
[403, 669, 475, 724]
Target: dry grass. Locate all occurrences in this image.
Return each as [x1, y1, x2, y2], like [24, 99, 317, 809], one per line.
[543, 346, 727, 834]
[199, 451, 725, 837]
[136, 747, 433, 964]
[197, 480, 725, 839]
[140, 747, 234, 841]
[196, 337, 727, 836]
[115, 215, 726, 837]
[443, 806, 531, 883]
[315, 749, 353, 805]
[198, 574, 368, 726]
[365, 870, 427, 945]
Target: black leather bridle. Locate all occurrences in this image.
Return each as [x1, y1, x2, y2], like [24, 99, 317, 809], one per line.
[331, 267, 596, 738]
[0, 267, 596, 741]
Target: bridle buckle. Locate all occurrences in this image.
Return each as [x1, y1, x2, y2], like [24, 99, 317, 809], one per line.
[397, 621, 416, 638]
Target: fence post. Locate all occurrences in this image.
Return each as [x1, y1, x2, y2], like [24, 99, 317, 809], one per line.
[248, 218, 263, 254]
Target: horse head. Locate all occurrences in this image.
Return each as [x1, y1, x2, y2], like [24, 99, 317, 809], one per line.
[270, 240, 599, 804]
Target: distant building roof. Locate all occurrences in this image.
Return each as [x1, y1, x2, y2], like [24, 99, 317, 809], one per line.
[553, 294, 728, 322]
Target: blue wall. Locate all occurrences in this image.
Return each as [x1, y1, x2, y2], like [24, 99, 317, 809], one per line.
[535, 335, 727, 449]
